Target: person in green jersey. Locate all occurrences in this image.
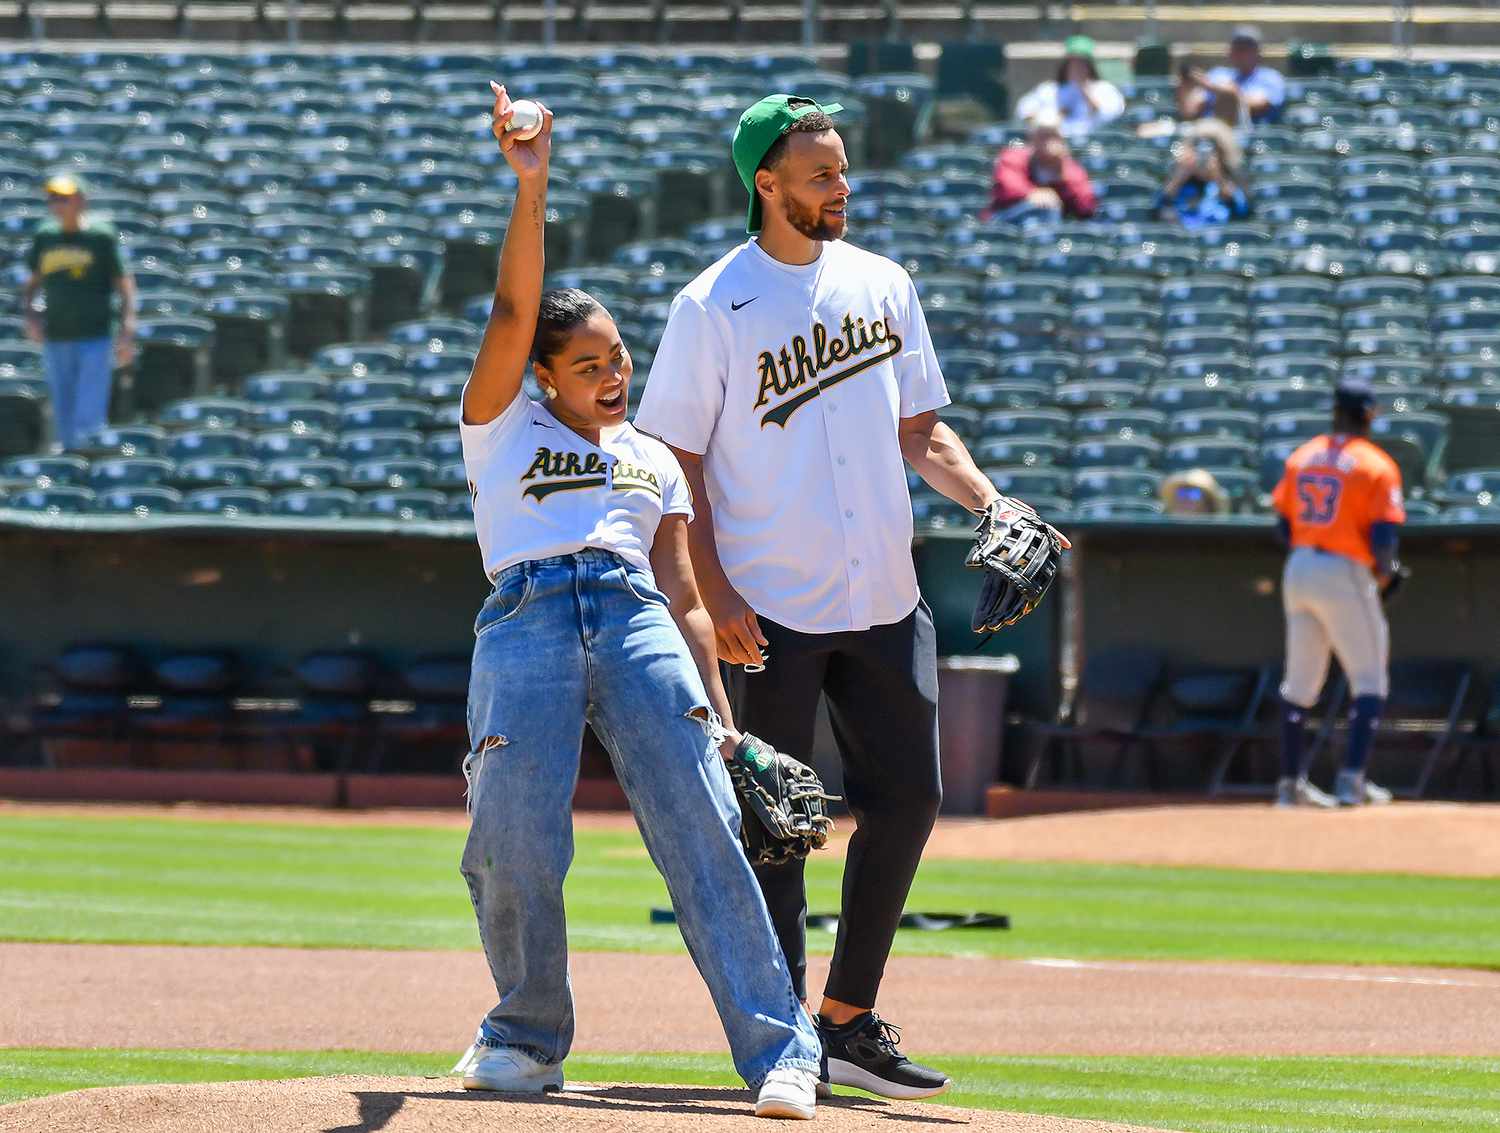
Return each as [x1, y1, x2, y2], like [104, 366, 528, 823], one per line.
[22, 174, 137, 451]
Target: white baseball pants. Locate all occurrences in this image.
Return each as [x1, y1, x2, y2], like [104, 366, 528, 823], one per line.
[1279, 545, 1390, 707]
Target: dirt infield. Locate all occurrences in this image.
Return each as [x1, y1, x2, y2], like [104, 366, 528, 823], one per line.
[0, 1077, 1173, 1133]
[6, 799, 1498, 876]
[5, 942, 1498, 1057]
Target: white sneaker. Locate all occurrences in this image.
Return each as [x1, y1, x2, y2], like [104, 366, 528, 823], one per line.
[1335, 770, 1394, 806]
[453, 1042, 563, 1093]
[756, 1067, 818, 1120]
[1275, 777, 1338, 808]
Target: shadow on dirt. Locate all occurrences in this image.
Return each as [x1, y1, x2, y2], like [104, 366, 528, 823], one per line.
[323, 1082, 969, 1132]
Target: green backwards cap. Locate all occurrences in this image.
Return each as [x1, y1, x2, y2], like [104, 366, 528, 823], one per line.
[732, 94, 844, 234]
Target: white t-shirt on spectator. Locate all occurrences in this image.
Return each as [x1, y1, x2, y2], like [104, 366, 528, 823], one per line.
[633, 238, 950, 635]
[1015, 80, 1126, 138]
[460, 392, 693, 580]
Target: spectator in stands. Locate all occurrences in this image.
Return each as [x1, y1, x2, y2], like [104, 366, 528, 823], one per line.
[22, 175, 136, 453]
[1013, 35, 1125, 141]
[986, 110, 1097, 222]
[1155, 120, 1250, 229]
[1161, 469, 1230, 516]
[1177, 25, 1286, 127]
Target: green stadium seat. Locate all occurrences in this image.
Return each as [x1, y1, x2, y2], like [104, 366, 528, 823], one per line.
[182, 486, 272, 518]
[167, 429, 253, 461]
[345, 458, 436, 491]
[331, 376, 415, 405]
[254, 429, 337, 462]
[357, 489, 447, 521]
[1054, 381, 1141, 411]
[172, 457, 262, 490]
[339, 401, 434, 434]
[960, 379, 1050, 411]
[429, 459, 468, 491]
[1245, 383, 1334, 414]
[0, 377, 45, 457]
[1072, 439, 1161, 470]
[1073, 469, 1161, 503]
[3, 453, 88, 486]
[1147, 381, 1233, 414]
[258, 458, 349, 490]
[157, 398, 252, 431]
[89, 456, 175, 491]
[1163, 438, 1256, 472]
[94, 486, 183, 515]
[985, 468, 1069, 500]
[975, 408, 1069, 440]
[6, 485, 95, 513]
[272, 488, 360, 518]
[972, 438, 1066, 468]
[1075, 499, 1164, 520]
[337, 430, 423, 462]
[1166, 410, 1259, 441]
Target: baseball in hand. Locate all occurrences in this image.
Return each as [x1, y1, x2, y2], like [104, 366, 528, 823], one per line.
[506, 99, 544, 142]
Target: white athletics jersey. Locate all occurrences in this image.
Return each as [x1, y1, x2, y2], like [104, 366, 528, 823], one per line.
[460, 391, 693, 581]
[634, 238, 949, 633]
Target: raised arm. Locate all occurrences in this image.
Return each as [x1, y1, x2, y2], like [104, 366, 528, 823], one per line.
[462, 83, 554, 427]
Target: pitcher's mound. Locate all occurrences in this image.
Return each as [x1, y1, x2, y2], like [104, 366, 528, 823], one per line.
[0, 1075, 1173, 1132]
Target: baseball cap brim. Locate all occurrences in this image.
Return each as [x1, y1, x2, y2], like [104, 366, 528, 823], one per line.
[737, 96, 844, 235]
[45, 174, 83, 197]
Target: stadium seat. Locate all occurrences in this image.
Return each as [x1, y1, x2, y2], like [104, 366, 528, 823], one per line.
[1071, 439, 1161, 470]
[0, 378, 45, 457]
[1166, 410, 1259, 441]
[243, 372, 331, 404]
[254, 429, 338, 462]
[131, 317, 215, 414]
[1073, 469, 1161, 503]
[203, 292, 290, 384]
[272, 488, 361, 518]
[972, 438, 1067, 468]
[974, 408, 1070, 440]
[1073, 410, 1166, 440]
[172, 458, 262, 490]
[2, 454, 89, 487]
[1163, 439, 1256, 472]
[258, 458, 350, 491]
[345, 458, 436, 491]
[94, 486, 183, 516]
[357, 489, 447, 521]
[5, 485, 96, 513]
[157, 398, 253, 431]
[339, 401, 434, 434]
[167, 429, 253, 461]
[88, 456, 174, 491]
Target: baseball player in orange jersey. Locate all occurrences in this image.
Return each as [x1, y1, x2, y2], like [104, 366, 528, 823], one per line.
[1271, 380, 1406, 807]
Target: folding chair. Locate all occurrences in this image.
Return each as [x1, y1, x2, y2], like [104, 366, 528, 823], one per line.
[1020, 649, 1165, 788]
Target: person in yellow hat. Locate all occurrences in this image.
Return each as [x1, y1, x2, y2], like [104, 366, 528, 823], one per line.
[21, 174, 136, 451]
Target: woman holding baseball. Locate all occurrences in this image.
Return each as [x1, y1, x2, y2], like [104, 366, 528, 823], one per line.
[449, 83, 822, 1119]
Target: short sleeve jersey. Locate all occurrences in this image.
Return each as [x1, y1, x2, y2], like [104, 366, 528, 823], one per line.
[1271, 434, 1406, 568]
[633, 238, 950, 634]
[460, 392, 693, 581]
[26, 218, 126, 341]
[1204, 64, 1287, 122]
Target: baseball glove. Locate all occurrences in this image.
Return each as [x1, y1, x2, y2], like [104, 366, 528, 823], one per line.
[726, 734, 837, 867]
[966, 496, 1064, 634]
[1380, 562, 1412, 604]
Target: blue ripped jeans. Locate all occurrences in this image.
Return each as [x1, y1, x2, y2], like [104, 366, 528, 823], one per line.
[460, 548, 819, 1088]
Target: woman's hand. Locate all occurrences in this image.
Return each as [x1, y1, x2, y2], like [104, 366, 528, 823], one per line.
[489, 81, 552, 183]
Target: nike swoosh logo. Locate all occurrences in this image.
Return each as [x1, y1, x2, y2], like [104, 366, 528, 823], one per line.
[731, 297, 758, 311]
[533, 420, 555, 428]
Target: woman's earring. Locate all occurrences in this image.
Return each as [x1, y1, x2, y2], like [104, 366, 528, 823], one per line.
[543, 385, 558, 400]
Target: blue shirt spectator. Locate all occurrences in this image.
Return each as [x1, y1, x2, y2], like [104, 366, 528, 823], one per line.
[1156, 121, 1251, 229]
[1178, 26, 1286, 126]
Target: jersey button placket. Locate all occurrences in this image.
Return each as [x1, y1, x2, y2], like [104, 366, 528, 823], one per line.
[821, 391, 869, 627]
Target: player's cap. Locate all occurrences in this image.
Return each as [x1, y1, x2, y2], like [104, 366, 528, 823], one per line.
[1230, 24, 1261, 47]
[733, 94, 844, 235]
[1334, 379, 1377, 415]
[1063, 34, 1096, 59]
[44, 173, 85, 198]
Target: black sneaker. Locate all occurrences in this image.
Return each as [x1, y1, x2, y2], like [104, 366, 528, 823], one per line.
[815, 1011, 951, 1100]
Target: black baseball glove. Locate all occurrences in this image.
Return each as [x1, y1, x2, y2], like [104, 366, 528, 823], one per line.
[966, 496, 1064, 634]
[726, 734, 837, 867]
[1380, 562, 1412, 604]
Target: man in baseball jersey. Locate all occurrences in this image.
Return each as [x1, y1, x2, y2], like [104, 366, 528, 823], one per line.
[635, 94, 1010, 1099]
[1271, 380, 1406, 808]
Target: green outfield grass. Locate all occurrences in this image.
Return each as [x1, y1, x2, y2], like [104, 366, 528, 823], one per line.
[2, 1049, 1497, 1132]
[1, 813, 1497, 966]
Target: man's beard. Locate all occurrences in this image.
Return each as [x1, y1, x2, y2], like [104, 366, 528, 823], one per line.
[783, 194, 846, 241]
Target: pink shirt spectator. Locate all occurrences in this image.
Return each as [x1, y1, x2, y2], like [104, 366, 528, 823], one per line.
[987, 146, 1097, 220]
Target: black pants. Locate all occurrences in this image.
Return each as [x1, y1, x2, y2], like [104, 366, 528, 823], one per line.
[727, 600, 942, 1009]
